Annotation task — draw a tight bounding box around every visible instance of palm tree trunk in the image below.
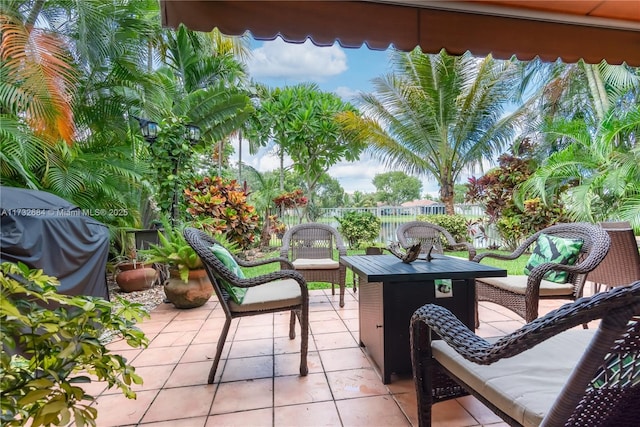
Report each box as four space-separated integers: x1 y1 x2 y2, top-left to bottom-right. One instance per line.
25 0 45 27
440 182 456 215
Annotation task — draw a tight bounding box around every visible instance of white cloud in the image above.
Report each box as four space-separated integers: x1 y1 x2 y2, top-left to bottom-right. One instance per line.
334 86 360 102
247 39 348 82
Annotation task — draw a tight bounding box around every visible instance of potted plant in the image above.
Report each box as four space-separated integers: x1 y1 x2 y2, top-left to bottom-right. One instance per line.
140 222 212 308
113 230 158 293
361 241 386 255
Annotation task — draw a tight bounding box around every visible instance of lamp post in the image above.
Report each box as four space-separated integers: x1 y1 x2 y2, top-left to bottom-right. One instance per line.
133 116 200 222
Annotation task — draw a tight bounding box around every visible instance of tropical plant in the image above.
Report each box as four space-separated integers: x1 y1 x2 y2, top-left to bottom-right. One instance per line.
517 101 640 232
184 176 260 249
246 83 366 217
0 262 148 427
242 167 282 247
466 142 567 247
339 49 527 214
139 220 203 283
335 211 382 248
0 0 156 229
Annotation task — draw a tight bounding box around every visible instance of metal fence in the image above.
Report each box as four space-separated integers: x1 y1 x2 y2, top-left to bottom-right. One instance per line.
275 204 503 249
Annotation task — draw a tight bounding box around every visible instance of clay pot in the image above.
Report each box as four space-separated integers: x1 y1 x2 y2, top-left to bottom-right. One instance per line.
365 247 384 255
115 263 157 292
164 269 213 309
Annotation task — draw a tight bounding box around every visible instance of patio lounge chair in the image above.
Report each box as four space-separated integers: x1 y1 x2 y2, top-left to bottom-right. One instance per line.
588 221 640 293
183 227 308 384
474 222 610 323
411 280 640 427
280 222 347 307
397 221 476 260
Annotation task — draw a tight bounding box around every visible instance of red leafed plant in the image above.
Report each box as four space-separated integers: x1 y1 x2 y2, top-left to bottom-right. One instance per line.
273 189 308 209
184 176 260 249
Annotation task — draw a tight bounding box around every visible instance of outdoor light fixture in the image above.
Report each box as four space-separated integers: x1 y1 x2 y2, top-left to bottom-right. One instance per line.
132 115 159 143
184 123 201 144
131 115 201 223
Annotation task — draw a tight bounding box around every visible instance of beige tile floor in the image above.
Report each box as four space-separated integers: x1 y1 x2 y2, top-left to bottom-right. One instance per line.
91 286 577 427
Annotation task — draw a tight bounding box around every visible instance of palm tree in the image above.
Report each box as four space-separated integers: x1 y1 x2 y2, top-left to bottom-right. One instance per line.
138 24 253 216
517 101 640 231
1 0 158 227
339 49 525 214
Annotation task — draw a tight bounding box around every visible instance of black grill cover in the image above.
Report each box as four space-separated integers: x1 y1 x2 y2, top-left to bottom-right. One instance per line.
1 187 109 299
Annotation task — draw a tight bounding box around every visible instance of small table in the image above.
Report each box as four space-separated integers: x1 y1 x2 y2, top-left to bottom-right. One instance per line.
340 254 507 383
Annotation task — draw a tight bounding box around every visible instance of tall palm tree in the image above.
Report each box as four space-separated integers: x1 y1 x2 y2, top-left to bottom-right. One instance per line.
339 49 525 214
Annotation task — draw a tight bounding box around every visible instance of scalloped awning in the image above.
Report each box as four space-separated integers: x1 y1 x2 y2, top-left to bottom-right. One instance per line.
160 1 640 66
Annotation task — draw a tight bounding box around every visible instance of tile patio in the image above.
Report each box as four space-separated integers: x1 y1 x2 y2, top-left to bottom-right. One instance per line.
93 285 584 427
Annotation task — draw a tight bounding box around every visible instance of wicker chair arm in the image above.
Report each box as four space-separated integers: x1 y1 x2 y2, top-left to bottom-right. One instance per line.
233 269 308 289
473 251 521 263
411 304 493 358
412 282 640 365
237 256 294 270
279 241 290 259
449 242 476 260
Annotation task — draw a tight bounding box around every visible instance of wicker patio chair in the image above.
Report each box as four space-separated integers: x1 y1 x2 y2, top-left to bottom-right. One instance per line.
588 221 640 293
183 227 308 384
397 221 476 260
474 222 610 323
280 222 348 307
411 281 640 427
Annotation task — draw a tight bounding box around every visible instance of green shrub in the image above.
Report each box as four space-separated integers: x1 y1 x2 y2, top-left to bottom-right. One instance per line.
335 211 381 248
496 198 567 250
416 214 469 243
0 262 149 427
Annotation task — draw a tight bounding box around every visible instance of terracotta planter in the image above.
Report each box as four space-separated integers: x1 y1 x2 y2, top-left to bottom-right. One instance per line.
115 263 157 292
165 269 213 309
365 247 384 255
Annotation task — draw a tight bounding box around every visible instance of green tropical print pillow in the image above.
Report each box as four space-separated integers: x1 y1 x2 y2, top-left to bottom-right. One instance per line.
210 244 247 304
523 233 584 283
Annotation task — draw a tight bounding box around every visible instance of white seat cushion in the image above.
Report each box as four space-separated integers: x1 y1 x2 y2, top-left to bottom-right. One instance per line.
293 258 339 270
478 275 574 296
229 279 301 312
432 329 595 427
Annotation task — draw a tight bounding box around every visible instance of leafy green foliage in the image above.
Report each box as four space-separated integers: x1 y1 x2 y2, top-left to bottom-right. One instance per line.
246 83 365 218
416 214 469 243
372 171 422 205
140 219 204 282
184 176 260 249
335 211 382 248
496 198 566 250
467 145 567 248
339 49 526 214
0 262 149 427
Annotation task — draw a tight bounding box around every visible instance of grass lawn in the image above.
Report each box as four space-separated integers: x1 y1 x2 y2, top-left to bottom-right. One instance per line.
243 248 527 291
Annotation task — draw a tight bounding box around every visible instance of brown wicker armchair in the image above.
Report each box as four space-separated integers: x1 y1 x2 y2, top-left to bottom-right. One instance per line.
280 222 347 307
411 281 640 427
474 222 611 323
183 227 308 384
396 221 476 260
588 221 640 293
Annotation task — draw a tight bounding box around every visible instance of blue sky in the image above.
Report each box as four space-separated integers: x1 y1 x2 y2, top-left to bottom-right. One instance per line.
238 38 441 195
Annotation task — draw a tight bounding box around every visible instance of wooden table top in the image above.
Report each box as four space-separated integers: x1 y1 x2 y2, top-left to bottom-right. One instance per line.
340 254 507 282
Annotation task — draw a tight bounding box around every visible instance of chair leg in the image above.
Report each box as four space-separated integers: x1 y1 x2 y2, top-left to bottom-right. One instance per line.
339 281 345 307
331 282 335 295
289 310 296 339
297 308 308 376
208 317 232 384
